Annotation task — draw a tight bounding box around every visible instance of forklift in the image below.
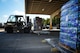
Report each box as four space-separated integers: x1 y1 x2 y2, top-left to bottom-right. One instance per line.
4 15 32 33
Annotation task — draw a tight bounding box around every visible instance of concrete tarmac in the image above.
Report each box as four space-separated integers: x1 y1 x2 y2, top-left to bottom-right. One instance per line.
0 31 60 53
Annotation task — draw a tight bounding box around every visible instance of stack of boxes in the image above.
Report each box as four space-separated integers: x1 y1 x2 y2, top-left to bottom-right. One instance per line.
34 17 42 31
60 0 80 49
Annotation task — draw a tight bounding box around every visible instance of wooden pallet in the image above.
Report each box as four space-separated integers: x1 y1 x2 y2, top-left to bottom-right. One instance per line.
59 42 80 53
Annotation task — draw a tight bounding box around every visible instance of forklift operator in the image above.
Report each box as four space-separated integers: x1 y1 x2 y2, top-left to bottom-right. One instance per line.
17 17 23 29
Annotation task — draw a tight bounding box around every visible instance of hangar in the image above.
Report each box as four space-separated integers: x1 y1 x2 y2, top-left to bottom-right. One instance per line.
24 0 80 53
25 0 68 29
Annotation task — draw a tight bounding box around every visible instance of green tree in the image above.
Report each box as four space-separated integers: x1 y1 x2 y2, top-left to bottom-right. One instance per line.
52 17 60 26
45 18 50 25
52 17 56 26
42 18 46 25
42 18 46 28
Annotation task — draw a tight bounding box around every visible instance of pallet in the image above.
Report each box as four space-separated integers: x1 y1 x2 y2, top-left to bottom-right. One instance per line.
59 42 80 53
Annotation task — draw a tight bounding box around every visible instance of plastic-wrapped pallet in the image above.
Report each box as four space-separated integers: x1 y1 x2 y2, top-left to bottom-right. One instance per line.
61 0 78 11
60 0 80 50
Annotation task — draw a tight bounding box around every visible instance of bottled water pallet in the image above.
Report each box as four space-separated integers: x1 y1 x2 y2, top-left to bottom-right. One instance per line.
59 42 80 53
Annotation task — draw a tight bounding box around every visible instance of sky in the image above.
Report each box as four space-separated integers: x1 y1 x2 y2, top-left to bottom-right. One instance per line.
0 0 50 23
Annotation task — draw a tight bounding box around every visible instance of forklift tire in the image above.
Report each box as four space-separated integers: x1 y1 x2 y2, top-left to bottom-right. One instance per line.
19 29 24 33
6 27 13 33
24 27 30 33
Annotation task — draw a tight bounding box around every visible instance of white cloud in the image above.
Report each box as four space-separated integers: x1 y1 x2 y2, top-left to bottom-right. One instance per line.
2 10 24 17
0 15 9 23
2 10 24 20
12 10 25 15
3 15 8 18
1 10 24 23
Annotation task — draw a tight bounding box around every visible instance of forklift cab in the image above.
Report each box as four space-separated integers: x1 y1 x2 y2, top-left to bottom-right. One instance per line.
7 15 26 27
4 15 31 33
